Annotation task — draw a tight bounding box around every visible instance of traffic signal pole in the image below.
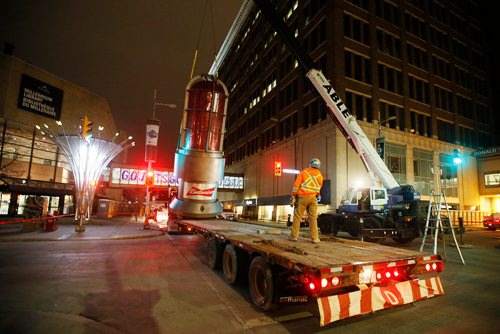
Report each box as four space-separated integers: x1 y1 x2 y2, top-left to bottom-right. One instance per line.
144 90 176 229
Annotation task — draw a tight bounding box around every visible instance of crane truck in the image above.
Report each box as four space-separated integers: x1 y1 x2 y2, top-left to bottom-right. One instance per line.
246 0 423 244
166 0 444 327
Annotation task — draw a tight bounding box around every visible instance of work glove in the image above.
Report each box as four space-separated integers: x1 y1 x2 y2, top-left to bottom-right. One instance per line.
316 195 321 203
290 196 297 208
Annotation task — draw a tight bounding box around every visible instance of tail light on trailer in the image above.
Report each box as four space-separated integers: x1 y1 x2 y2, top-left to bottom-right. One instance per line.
411 256 444 277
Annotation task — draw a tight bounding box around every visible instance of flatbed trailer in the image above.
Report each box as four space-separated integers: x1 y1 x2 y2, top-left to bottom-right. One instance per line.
171 218 444 326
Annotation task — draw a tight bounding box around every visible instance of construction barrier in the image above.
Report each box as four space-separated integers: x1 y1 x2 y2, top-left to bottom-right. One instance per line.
317 277 444 326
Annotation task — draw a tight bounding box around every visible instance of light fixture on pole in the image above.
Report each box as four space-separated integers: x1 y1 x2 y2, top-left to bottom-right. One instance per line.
375 116 396 161
377 116 396 137
144 89 176 229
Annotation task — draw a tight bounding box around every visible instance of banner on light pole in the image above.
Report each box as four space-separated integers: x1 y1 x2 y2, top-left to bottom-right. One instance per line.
145 119 160 162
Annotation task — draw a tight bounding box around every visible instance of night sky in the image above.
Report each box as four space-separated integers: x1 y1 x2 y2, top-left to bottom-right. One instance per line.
0 0 242 168
1 1 498 170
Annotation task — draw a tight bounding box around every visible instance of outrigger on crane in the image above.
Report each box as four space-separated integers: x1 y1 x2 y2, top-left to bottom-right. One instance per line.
210 0 423 243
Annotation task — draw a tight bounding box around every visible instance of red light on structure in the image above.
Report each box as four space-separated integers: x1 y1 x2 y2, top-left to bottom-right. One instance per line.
146 170 154 187
321 278 328 288
425 264 431 271
385 272 391 279
308 282 316 291
274 161 282 176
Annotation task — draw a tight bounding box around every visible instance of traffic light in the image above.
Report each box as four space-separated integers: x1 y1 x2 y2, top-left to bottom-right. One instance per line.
274 161 282 176
145 170 154 187
81 116 93 141
453 149 462 165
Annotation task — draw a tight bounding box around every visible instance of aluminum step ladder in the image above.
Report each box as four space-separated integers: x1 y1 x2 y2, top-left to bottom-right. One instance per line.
420 191 465 264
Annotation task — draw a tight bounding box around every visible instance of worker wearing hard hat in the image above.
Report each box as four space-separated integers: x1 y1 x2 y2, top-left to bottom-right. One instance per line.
290 158 324 244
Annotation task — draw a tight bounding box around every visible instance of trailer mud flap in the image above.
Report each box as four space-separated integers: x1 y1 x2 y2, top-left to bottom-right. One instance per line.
317 277 444 326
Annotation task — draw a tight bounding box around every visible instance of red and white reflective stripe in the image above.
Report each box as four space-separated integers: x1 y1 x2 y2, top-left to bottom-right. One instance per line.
317 277 444 327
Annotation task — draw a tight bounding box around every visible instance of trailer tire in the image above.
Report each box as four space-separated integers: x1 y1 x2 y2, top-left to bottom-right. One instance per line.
207 237 222 270
248 256 277 311
222 243 248 285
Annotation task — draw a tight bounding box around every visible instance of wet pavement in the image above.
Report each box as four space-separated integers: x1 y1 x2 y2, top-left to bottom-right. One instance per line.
0 215 165 242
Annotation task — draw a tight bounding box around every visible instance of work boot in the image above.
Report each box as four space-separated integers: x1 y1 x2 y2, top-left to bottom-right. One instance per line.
312 238 320 244
288 236 298 242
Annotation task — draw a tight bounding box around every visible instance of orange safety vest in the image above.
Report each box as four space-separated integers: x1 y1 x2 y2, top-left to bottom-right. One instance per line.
292 167 323 197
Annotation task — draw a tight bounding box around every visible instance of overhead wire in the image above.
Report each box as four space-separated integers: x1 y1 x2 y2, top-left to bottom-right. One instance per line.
190 0 218 79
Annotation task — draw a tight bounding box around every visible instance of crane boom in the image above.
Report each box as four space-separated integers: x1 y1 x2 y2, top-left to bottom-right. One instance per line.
306 69 400 189
219 0 400 190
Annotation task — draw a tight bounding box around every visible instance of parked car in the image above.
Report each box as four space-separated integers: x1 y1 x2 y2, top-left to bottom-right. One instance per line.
483 213 500 230
219 212 238 221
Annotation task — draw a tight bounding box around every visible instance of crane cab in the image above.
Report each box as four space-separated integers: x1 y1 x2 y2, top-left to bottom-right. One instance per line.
338 187 387 213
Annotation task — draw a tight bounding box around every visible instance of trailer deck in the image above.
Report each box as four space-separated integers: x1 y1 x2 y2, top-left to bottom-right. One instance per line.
177 218 424 268
174 218 444 326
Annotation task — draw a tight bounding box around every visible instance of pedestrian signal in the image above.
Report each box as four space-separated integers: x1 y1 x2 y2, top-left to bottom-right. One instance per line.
274 161 282 176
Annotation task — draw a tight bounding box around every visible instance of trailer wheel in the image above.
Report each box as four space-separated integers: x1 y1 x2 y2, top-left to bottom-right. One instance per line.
222 243 248 285
207 237 222 269
248 256 277 311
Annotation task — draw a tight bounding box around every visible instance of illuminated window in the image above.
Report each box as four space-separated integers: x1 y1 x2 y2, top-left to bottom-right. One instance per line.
485 172 500 187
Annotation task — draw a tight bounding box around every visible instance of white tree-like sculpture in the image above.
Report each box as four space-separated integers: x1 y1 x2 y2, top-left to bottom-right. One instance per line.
37 121 135 232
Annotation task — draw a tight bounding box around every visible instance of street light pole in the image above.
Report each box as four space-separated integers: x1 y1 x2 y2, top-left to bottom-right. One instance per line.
144 90 176 229
375 116 396 162
377 116 396 137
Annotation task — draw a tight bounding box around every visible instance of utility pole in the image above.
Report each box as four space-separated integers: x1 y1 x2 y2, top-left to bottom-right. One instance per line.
144 89 176 229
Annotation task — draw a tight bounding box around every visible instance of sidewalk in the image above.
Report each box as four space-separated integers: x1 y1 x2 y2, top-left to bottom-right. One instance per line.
0 216 165 242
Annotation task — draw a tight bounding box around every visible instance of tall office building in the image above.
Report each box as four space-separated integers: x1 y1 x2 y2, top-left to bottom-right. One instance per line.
212 0 498 222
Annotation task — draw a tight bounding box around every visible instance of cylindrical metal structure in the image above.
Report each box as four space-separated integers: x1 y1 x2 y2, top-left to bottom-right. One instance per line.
169 75 228 218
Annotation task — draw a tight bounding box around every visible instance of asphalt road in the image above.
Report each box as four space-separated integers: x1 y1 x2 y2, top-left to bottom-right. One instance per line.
0 223 498 333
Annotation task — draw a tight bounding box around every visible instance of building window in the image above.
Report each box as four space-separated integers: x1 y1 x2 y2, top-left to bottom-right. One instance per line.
436 119 455 144
385 142 406 184
345 51 372 84
435 86 453 112
410 111 432 138
459 126 475 148
380 102 404 131
484 172 500 187
456 95 473 119
432 56 451 81
344 14 370 46
302 98 327 129
305 19 326 53
407 43 428 70
345 91 373 122
376 29 400 58
430 27 449 52
454 66 471 90
439 154 458 198
405 13 426 40
376 0 401 26
413 149 433 196
378 63 402 94
408 75 430 104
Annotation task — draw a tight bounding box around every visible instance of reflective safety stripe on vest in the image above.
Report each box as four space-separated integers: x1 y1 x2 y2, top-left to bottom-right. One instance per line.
300 170 321 193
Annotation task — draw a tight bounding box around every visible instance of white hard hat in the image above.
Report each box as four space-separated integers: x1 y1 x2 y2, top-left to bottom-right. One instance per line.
310 158 321 169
